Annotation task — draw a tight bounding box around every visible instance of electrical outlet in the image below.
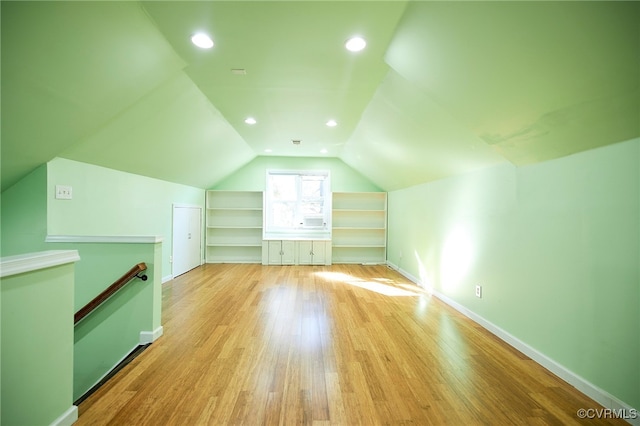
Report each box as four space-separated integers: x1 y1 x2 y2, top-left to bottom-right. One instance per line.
55 185 73 200
475 285 482 298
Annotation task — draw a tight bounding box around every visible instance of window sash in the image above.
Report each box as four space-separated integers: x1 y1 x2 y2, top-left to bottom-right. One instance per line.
265 171 330 233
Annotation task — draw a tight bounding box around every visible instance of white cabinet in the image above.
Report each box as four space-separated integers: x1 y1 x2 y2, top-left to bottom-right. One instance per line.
266 240 295 265
297 240 330 265
205 191 263 263
262 240 331 265
331 192 387 264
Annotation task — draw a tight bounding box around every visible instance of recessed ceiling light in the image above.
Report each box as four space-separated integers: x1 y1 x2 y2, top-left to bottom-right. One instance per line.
264 148 272 153
191 33 214 49
345 36 366 52
326 119 338 127
320 148 328 154
244 117 257 125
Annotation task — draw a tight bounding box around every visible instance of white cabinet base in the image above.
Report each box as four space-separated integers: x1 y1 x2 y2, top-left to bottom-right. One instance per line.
262 240 331 265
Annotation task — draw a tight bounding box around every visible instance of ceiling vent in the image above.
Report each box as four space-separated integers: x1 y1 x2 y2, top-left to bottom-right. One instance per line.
292 139 301 145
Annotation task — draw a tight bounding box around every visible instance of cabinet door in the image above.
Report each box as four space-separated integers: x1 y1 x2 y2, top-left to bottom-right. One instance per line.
297 241 313 265
311 241 327 265
281 240 296 265
268 241 283 265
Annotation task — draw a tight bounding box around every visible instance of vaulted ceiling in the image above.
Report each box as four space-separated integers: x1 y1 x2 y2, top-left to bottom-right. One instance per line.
2 1 638 192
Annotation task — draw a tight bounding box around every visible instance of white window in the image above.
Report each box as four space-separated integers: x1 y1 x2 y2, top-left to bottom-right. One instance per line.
265 170 331 235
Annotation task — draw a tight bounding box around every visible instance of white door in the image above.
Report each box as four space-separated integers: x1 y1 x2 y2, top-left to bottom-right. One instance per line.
173 205 202 277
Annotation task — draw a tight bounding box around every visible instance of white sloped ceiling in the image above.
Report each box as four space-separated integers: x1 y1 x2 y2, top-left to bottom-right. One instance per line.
2 1 638 192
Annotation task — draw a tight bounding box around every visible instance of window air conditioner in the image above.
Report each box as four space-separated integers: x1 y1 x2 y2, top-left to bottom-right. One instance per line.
303 216 325 228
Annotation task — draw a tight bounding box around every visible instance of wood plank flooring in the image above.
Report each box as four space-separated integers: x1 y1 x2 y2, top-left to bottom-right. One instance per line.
76 264 625 425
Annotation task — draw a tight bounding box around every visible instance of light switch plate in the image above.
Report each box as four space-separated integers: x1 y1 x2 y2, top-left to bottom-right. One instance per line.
55 185 73 200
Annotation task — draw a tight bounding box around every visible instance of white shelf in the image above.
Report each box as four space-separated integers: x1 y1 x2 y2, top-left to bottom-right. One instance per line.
332 191 386 211
207 243 263 247
206 245 262 263
333 227 385 230
333 224 385 245
206 190 262 209
332 209 385 229
331 192 387 264
331 246 386 264
206 207 262 228
205 191 264 263
207 225 262 229
208 208 262 211
332 244 386 247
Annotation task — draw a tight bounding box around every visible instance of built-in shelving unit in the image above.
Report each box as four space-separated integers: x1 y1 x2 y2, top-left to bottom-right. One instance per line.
206 190 386 265
331 192 387 264
205 191 263 263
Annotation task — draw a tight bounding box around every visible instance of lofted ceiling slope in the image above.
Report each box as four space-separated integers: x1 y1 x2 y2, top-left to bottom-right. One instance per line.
1 1 638 193
384 1 640 167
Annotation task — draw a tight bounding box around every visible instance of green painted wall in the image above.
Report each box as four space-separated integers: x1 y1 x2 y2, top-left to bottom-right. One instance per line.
212 155 383 192
387 138 640 409
1 263 75 425
47 158 205 279
1 158 191 400
0 164 48 256
55 242 159 400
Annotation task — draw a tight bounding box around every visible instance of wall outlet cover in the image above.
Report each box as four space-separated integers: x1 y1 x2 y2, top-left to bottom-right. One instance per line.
475 285 482 298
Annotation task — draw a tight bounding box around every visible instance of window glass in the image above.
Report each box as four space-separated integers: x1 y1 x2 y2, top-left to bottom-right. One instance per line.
265 170 330 234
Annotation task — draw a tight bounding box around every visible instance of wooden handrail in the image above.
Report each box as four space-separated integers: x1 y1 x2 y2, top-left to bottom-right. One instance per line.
74 262 148 325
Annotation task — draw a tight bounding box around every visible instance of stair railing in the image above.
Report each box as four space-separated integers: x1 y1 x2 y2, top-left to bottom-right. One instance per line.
74 262 148 325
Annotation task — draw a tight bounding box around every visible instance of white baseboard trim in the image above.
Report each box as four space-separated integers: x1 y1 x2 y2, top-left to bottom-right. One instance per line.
387 261 639 426
140 326 164 344
49 405 77 426
386 261 421 286
162 274 173 283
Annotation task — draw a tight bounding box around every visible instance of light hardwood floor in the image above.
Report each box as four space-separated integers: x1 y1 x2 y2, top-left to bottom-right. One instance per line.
77 264 624 425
